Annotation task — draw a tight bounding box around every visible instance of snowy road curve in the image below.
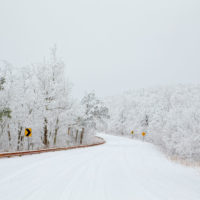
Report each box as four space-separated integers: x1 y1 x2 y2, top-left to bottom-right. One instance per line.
0 134 200 200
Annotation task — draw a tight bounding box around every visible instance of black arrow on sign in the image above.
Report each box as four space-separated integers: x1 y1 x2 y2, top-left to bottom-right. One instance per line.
26 129 31 136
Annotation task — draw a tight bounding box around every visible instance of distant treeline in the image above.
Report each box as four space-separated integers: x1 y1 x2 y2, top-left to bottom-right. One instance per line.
106 85 200 162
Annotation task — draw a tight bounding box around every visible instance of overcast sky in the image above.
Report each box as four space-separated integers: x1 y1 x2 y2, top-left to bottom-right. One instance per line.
0 0 200 98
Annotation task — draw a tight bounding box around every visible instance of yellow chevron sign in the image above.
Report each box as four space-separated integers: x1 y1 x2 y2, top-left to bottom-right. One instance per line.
25 128 32 137
131 130 134 134
142 132 146 136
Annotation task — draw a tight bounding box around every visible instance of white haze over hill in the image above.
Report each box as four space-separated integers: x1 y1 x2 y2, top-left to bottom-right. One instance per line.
0 0 200 98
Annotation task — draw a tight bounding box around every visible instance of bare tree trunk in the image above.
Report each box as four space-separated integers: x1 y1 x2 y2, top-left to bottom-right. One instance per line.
80 128 84 145
20 135 24 150
75 129 78 143
53 118 59 146
68 127 71 135
43 117 48 147
7 124 11 149
17 125 23 151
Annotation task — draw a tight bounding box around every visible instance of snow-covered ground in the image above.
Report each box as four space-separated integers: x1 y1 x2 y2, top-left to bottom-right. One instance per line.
0 133 200 200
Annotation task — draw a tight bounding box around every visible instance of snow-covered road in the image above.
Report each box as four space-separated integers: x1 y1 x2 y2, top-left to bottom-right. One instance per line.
0 134 200 200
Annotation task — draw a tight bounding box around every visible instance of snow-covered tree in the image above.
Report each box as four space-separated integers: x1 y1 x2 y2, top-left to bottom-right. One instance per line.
81 92 109 130
0 47 97 152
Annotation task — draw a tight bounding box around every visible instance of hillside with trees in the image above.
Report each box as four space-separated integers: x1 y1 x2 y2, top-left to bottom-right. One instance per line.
105 86 200 162
0 48 109 152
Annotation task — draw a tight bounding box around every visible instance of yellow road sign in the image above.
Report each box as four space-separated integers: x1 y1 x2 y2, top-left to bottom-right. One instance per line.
131 130 134 134
25 128 32 137
142 132 146 136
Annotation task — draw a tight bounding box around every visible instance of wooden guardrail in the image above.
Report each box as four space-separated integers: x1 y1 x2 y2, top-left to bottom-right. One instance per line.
0 136 105 159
